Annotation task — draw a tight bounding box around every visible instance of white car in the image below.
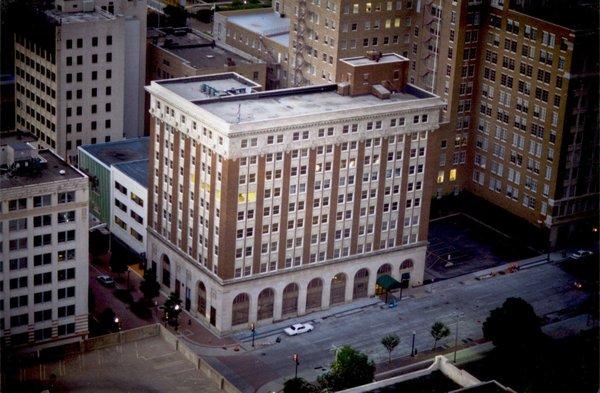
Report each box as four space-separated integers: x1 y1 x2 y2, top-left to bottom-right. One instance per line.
96 275 116 287
284 323 314 336
570 250 593 260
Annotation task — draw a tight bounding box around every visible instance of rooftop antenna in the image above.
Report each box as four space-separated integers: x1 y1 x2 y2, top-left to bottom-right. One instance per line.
236 103 241 123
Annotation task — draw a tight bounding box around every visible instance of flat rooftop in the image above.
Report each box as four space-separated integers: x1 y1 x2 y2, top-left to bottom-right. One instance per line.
227 11 290 36
79 137 150 168
170 46 251 69
113 159 149 188
0 150 84 190
198 84 436 124
267 32 290 48
148 27 213 47
45 8 115 24
0 131 38 147
7 335 221 393
342 53 408 66
155 73 260 102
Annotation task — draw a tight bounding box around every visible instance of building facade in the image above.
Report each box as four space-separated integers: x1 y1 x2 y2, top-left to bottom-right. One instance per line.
111 160 149 255
216 0 599 245
213 9 292 89
13 0 146 164
0 137 89 349
145 63 444 332
78 137 149 226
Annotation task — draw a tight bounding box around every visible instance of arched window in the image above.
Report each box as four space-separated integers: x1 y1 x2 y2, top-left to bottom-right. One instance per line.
231 293 250 326
197 281 207 317
306 278 323 311
282 283 299 317
330 273 347 306
257 288 275 320
377 263 392 277
353 268 369 299
161 254 171 287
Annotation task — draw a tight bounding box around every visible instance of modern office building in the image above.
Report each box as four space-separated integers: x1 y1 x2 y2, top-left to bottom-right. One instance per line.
78 137 149 226
111 159 149 256
0 134 89 349
145 59 444 332
13 0 146 164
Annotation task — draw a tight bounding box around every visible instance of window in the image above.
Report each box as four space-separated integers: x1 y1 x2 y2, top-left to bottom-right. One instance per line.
106 35 113 45
58 191 75 203
9 198 27 211
57 230 76 243
58 286 76 299
58 268 76 281
57 211 75 223
33 272 51 285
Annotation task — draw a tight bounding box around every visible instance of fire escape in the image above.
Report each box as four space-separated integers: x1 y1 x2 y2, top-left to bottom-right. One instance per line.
421 0 442 92
293 0 308 86
259 35 281 90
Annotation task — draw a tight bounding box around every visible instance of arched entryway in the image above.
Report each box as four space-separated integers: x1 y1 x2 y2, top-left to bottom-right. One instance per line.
330 273 347 306
282 283 299 317
197 281 207 317
257 288 275 320
400 259 414 287
306 278 323 311
161 254 171 287
377 263 392 278
353 268 369 299
231 293 250 326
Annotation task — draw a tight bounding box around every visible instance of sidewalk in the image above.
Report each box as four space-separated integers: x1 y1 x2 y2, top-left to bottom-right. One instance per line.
256 312 597 393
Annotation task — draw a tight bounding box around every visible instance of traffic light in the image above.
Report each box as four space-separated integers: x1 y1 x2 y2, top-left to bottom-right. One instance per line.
292 353 299 364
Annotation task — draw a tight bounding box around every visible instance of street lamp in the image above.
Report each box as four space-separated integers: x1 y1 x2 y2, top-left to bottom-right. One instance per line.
292 353 300 379
411 331 416 357
250 323 256 348
453 311 463 363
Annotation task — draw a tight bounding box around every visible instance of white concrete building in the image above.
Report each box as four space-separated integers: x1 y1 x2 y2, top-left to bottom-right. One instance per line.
0 134 89 349
145 60 444 333
111 159 148 255
13 0 146 164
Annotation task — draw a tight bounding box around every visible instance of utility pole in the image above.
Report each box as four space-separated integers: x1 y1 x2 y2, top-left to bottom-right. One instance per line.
453 311 460 363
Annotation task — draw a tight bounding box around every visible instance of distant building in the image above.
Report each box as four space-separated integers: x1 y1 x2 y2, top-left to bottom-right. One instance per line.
213 9 291 89
145 61 444 332
78 137 149 227
13 0 147 163
146 27 266 87
0 133 89 349
342 355 516 393
111 159 149 255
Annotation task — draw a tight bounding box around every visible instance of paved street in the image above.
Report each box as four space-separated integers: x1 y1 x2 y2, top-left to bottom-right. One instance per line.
87 254 592 393
224 258 589 391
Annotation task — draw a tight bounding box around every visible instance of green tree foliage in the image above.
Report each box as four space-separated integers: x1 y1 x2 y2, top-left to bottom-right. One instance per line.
380 334 400 363
163 292 182 327
318 346 375 391
163 5 187 27
139 269 161 303
430 321 451 350
483 297 543 352
98 307 119 334
283 377 317 393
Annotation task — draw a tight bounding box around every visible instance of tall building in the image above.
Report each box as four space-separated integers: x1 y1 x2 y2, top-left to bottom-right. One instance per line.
215 0 599 245
0 133 89 349
13 0 146 164
145 58 444 332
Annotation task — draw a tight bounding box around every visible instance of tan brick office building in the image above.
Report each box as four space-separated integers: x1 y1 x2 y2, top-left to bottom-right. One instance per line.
145 59 444 332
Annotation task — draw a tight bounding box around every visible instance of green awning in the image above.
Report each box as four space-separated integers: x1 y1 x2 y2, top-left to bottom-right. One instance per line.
376 274 402 291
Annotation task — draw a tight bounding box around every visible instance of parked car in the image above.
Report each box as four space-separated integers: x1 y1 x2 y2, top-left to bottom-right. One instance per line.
284 323 314 336
97 275 116 287
570 250 594 260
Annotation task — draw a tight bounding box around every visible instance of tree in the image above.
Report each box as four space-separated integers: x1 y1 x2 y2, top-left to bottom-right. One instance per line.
318 346 375 391
283 377 317 393
163 292 182 328
109 252 128 279
430 321 451 350
163 5 187 27
139 269 160 304
381 334 400 363
483 297 543 353
98 307 119 334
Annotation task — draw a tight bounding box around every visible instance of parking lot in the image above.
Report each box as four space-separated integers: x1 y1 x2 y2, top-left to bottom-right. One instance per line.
425 214 539 280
